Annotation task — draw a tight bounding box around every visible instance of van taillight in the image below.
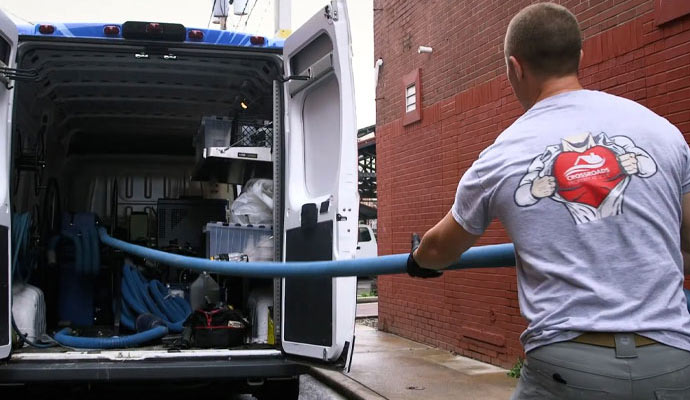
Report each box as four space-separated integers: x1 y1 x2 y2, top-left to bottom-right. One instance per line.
146 23 162 33
250 36 265 45
104 25 120 36
188 30 204 40
39 25 55 35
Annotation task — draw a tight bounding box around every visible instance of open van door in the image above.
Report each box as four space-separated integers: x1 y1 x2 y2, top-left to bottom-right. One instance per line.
0 10 19 360
281 0 358 364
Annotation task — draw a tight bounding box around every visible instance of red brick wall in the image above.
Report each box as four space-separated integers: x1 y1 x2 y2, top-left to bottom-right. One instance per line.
374 0 690 368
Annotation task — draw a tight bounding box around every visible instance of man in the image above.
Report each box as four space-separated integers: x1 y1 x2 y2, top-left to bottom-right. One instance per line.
407 3 690 399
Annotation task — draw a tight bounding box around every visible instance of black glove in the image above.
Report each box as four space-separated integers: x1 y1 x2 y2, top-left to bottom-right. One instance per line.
407 233 443 279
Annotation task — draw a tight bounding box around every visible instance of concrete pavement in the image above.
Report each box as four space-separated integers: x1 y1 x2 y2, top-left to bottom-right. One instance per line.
344 323 518 400
356 302 378 318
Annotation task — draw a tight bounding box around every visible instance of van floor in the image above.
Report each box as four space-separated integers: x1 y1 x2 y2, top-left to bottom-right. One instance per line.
14 332 276 354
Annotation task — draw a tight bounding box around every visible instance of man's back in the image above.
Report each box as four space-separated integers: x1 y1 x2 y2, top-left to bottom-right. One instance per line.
410 4 690 398
456 89 690 352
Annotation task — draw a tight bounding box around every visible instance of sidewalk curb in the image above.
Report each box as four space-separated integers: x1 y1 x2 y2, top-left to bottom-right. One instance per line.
356 296 378 304
309 367 388 400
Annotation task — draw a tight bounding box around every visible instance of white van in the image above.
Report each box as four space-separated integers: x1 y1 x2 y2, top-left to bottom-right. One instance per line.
0 1 358 397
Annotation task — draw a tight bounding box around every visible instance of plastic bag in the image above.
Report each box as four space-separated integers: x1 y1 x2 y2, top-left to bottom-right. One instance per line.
230 179 273 225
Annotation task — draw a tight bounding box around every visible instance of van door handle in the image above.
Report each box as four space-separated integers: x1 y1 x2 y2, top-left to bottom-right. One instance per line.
356 246 361 250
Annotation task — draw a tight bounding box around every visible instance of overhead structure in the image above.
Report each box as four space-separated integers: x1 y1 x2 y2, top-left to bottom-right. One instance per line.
358 125 376 202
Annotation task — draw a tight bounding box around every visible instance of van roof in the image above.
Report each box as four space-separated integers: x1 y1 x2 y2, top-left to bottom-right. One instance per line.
17 22 284 49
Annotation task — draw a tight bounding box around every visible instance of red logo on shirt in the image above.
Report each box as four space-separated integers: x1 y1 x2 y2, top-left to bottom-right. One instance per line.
515 133 657 224
553 146 626 208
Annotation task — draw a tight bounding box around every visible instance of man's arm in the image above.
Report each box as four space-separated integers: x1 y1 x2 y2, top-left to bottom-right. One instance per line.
413 212 480 270
681 193 690 276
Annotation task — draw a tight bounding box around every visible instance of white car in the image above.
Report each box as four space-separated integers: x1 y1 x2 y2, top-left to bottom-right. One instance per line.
356 225 378 259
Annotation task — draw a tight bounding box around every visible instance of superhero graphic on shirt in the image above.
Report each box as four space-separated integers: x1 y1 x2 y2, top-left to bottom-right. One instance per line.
514 132 657 224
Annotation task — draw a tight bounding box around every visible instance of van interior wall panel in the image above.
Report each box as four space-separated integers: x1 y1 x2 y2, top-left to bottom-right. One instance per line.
62 156 199 223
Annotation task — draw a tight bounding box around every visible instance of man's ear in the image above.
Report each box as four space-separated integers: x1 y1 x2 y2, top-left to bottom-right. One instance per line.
508 55 523 81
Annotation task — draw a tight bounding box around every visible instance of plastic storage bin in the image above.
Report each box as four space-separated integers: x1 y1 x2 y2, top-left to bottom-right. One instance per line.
197 116 232 148
12 283 46 343
194 116 233 163
205 222 273 261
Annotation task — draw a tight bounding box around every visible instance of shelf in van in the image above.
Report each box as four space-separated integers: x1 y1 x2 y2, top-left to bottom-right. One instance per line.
203 146 272 162
192 146 273 183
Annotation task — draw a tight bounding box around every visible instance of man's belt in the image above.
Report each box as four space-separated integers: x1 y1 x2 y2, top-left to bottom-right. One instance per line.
572 332 657 348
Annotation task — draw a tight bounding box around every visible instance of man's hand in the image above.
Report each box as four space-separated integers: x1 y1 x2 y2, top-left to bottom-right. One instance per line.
531 176 556 198
618 153 639 175
407 233 443 279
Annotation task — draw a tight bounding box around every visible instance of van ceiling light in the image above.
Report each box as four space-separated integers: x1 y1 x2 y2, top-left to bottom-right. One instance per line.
188 30 204 41
240 101 249 110
38 25 56 35
250 36 266 46
103 25 120 36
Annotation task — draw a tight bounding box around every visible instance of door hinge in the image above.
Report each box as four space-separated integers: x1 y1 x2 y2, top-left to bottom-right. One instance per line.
325 1 339 21
0 67 39 89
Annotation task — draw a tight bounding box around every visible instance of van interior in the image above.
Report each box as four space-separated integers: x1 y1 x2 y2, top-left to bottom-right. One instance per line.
8 38 286 356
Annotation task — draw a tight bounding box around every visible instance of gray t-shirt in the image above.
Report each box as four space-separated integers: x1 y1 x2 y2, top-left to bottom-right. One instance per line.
452 89 690 353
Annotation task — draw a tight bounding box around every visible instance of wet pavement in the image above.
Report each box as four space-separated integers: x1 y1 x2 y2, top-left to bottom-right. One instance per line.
346 323 518 400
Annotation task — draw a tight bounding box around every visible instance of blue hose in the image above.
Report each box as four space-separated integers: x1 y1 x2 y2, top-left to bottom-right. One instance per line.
98 227 516 278
150 280 190 322
120 298 137 330
120 263 188 333
54 325 168 349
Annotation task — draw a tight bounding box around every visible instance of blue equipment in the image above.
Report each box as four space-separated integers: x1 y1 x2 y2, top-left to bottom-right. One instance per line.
119 263 191 333
52 263 191 349
52 213 101 326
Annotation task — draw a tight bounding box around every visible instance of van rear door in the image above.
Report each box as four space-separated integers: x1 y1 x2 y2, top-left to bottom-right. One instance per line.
281 0 358 364
0 10 18 360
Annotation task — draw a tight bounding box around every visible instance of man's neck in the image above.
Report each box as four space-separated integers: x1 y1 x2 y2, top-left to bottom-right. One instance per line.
531 75 583 108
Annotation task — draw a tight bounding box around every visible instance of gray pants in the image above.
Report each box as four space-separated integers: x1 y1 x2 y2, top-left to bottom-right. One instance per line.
511 336 690 399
